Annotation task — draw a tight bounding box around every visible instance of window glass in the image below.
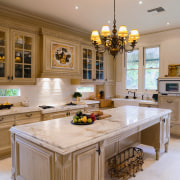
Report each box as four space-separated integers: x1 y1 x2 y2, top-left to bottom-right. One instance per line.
144 47 159 90
0 89 20 96
126 50 139 89
76 87 94 93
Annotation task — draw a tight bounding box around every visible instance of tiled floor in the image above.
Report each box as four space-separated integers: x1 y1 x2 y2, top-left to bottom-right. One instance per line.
0 137 180 180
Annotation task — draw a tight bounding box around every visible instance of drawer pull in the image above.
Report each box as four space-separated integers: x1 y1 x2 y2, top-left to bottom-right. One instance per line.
162 119 166 123
0 117 4 121
167 100 173 103
26 114 32 117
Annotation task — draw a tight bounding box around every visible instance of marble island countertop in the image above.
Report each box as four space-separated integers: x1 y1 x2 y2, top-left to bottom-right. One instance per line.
10 106 171 155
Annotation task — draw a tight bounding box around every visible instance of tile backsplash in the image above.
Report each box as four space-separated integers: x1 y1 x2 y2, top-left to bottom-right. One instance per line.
0 78 96 106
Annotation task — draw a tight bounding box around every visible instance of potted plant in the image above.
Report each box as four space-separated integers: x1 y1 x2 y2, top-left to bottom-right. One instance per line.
72 92 82 101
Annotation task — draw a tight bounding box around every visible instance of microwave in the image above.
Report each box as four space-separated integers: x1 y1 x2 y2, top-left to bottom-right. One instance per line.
158 78 180 95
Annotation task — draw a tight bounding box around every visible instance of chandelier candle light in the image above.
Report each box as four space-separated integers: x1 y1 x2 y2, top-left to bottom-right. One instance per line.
91 0 140 58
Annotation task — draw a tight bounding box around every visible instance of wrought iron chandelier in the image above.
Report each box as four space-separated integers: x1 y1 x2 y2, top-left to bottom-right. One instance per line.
91 0 140 58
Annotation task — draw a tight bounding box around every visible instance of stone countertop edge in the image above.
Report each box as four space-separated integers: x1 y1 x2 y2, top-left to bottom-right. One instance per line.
0 104 89 116
10 106 172 155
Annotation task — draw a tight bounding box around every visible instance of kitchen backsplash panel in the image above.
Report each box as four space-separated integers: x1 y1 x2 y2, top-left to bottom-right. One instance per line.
0 78 96 106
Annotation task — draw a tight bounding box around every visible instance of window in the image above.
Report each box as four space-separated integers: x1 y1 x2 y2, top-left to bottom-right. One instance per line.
126 50 139 89
144 47 159 90
0 89 20 96
96 53 104 80
76 87 94 93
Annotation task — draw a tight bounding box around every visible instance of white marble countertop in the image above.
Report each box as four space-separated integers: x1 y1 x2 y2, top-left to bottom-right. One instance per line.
112 98 158 104
10 106 171 155
40 104 88 114
0 104 88 116
75 100 100 104
0 106 41 116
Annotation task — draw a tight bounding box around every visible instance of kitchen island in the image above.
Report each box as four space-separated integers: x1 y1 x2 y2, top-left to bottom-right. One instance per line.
10 106 171 180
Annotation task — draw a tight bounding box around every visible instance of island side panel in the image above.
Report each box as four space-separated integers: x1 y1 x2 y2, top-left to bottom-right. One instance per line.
14 135 55 180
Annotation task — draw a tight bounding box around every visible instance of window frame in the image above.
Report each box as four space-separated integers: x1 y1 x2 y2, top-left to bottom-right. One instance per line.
143 46 160 91
125 49 139 90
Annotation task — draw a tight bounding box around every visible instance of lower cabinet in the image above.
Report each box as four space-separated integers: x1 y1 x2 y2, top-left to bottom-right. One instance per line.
0 115 15 158
42 108 84 121
73 144 99 180
0 111 41 159
0 122 14 157
15 111 41 125
14 136 54 180
12 135 99 180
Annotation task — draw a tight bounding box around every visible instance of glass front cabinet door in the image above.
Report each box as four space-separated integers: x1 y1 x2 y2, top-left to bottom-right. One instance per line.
11 30 35 84
81 46 104 82
0 27 9 82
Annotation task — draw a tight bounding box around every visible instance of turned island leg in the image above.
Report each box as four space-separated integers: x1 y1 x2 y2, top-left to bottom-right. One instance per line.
165 142 169 153
155 148 160 160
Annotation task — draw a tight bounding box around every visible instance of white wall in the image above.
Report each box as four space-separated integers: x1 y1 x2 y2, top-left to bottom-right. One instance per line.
0 78 96 106
116 28 180 98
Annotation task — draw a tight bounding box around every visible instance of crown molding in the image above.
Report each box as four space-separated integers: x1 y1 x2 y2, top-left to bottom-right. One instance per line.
0 3 91 38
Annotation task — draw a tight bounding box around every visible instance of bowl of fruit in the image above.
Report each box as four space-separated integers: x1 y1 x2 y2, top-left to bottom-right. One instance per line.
71 110 96 125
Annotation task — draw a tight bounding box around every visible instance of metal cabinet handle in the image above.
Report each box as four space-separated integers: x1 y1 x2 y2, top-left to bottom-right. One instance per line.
11 76 13 80
26 114 32 117
167 100 173 103
162 119 166 123
8 76 10 80
0 117 4 121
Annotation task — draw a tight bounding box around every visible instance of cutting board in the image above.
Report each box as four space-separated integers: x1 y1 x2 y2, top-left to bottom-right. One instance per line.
98 114 112 120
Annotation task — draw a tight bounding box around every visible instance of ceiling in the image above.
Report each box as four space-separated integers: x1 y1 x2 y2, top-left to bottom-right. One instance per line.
1 0 180 35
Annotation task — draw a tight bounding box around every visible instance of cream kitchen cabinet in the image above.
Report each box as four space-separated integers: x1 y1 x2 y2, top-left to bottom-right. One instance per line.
73 143 99 180
0 114 15 158
15 111 41 125
158 95 180 135
81 45 105 83
0 27 36 84
0 26 10 83
42 108 84 121
0 111 41 158
40 28 81 79
158 96 180 122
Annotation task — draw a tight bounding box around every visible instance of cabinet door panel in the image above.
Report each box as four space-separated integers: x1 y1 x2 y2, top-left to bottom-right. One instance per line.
73 144 98 180
0 123 13 156
15 137 54 180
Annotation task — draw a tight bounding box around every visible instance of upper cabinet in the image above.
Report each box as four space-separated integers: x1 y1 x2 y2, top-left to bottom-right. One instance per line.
40 28 81 79
0 27 36 85
81 45 104 83
0 27 9 83
11 30 36 84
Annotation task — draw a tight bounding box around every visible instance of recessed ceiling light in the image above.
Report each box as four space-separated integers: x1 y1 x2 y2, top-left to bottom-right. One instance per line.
75 6 79 10
108 20 111 24
139 1 143 5
166 22 170 26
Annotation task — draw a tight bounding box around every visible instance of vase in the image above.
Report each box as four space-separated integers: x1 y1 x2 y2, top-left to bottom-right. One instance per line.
76 97 80 101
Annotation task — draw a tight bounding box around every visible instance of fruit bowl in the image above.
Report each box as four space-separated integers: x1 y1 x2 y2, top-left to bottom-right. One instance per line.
0 104 13 110
71 120 94 125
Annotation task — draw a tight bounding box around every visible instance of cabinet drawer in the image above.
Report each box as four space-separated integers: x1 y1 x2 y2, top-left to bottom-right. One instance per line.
0 115 14 124
43 111 66 121
15 111 41 121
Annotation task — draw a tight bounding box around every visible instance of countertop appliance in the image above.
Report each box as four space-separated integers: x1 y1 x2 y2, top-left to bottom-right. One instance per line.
158 77 180 95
